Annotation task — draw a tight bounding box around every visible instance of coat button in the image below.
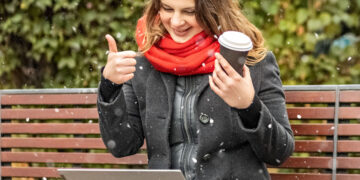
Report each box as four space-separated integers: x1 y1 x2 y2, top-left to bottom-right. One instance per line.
199 113 210 124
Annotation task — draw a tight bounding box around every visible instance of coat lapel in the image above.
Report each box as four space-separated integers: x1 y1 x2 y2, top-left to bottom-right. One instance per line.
145 70 176 168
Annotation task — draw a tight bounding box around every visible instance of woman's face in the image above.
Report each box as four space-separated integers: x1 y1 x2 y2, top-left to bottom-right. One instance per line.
159 0 203 43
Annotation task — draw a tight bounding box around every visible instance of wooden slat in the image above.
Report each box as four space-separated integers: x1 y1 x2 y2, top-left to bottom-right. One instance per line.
285 91 336 103
338 124 360 135
1 94 97 105
340 91 360 103
1 123 100 134
1 108 98 119
338 141 360 152
339 107 360 119
270 173 332 180
270 173 360 180
1 138 106 149
1 152 148 165
287 107 334 119
292 124 334 135
1 138 147 150
295 140 333 152
292 124 360 136
279 157 332 169
337 157 360 169
295 140 360 153
1 167 60 178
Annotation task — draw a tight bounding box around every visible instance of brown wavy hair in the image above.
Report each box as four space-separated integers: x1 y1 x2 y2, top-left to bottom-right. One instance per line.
140 0 267 65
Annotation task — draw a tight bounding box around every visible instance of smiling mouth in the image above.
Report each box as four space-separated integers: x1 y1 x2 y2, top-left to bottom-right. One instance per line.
173 27 191 36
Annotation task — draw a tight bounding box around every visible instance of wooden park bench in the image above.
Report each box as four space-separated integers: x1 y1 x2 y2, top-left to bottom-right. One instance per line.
1 85 360 180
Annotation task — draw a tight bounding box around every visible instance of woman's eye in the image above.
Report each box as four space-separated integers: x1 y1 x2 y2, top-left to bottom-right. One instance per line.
184 11 195 15
162 6 173 11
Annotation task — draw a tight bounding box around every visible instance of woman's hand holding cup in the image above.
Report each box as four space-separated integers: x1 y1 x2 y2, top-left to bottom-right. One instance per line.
103 34 137 85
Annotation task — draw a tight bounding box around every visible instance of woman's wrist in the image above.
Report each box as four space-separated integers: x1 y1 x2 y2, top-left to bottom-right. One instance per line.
237 95 262 129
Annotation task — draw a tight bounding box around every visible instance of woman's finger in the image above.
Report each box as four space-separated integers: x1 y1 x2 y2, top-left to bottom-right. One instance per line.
105 34 118 53
209 76 223 97
215 53 240 78
212 69 226 90
116 66 136 74
214 59 229 83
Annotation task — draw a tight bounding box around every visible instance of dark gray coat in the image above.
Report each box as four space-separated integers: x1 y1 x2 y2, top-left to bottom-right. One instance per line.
97 52 294 180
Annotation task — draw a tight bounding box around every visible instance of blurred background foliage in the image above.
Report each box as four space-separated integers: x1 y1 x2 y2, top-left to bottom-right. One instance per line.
0 0 359 89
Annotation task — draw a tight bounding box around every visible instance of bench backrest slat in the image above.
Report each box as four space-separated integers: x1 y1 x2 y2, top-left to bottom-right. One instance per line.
1 94 97 105
2 152 148 165
1 108 98 119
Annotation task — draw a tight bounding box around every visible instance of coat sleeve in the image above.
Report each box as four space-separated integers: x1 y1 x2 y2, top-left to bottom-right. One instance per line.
97 75 144 158
237 51 294 166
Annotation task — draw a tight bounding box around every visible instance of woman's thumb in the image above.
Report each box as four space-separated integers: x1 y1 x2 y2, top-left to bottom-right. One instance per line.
105 34 118 53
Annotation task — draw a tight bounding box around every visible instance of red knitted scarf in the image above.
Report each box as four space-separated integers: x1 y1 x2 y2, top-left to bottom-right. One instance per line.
135 17 220 76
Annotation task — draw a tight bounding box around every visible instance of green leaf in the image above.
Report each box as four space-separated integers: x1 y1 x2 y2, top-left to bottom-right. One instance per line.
296 8 308 24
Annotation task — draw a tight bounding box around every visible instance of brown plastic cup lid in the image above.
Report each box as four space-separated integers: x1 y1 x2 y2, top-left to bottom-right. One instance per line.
218 31 253 51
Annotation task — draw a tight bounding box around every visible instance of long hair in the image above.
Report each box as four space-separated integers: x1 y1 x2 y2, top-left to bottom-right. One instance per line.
140 0 267 65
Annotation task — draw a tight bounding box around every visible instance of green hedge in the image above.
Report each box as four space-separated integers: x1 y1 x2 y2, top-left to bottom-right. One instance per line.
1 0 359 88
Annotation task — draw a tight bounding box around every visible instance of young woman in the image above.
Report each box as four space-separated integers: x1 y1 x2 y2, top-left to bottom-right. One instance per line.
98 0 294 179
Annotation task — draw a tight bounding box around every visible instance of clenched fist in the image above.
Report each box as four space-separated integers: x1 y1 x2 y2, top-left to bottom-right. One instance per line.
103 34 137 85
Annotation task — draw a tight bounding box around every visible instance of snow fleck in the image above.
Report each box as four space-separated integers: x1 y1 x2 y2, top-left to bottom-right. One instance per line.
105 50 109 55
116 32 122 39
203 154 211 160
219 149 225 153
315 130 319 134
219 142 224 147
207 49 215 57
336 67 340 71
297 114 302 119
202 63 206 67
126 123 131 128
192 158 198 163
214 35 218 39
330 126 335 130
267 124 272 129
207 98 210 102
26 117 30 122
314 33 319 39
258 169 263 174
196 129 200 134
107 140 116 149
72 26 77 33
317 149 322 153
347 57 352 61
275 159 281 163
42 177 47 180
139 66 143 70
287 41 291 45
174 68 177 71
88 120 93 123
54 108 60 113
217 25 222 30
209 118 214 125
114 108 123 116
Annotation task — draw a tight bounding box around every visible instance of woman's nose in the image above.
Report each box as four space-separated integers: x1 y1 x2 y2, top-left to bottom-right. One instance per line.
170 13 185 27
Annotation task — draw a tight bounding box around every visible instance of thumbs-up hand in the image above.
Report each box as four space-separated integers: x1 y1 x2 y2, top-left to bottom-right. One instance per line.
103 34 137 85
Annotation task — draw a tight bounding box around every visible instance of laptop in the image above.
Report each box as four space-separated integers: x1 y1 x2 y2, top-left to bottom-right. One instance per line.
57 168 186 180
